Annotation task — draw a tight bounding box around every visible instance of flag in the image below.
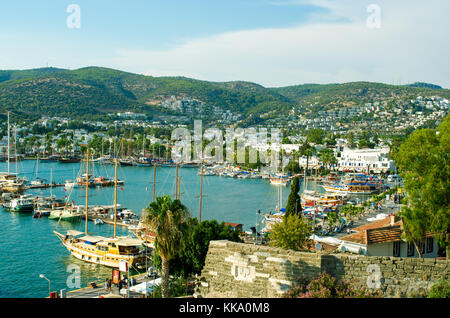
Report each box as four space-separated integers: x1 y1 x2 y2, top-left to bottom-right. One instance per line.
120 187 124 191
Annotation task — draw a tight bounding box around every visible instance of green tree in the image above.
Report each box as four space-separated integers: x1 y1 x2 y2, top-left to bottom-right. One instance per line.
142 196 189 297
393 115 450 257
307 129 324 144
285 177 302 217
269 214 312 251
153 219 243 278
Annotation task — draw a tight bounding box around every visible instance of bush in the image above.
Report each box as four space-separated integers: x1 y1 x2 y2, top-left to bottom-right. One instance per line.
428 279 450 298
284 272 380 298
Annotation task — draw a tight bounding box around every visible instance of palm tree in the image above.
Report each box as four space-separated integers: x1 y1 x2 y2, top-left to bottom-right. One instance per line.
142 195 189 297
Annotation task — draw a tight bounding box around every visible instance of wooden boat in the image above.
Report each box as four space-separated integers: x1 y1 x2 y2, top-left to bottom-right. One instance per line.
59 157 81 163
54 155 146 269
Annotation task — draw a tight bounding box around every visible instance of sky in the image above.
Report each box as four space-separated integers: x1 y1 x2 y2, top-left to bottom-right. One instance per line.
0 0 449 88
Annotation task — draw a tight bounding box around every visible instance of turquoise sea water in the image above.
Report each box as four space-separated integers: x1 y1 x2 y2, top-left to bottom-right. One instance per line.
0 160 314 298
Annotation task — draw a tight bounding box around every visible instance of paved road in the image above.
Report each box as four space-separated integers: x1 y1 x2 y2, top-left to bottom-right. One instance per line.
67 273 150 298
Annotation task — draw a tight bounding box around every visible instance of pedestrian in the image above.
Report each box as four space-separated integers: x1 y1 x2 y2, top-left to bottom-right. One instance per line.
118 279 123 293
105 278 109 291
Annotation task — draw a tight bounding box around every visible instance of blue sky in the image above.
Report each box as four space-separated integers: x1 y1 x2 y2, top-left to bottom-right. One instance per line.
1 0 449 87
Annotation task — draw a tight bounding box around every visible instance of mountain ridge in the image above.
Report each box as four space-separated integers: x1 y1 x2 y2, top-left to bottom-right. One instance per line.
0 67 448 122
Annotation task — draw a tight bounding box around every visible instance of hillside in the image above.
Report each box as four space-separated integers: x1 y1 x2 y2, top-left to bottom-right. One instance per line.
0 67 449 122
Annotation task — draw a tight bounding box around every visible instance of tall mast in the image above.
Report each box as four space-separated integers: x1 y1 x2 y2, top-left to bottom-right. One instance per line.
142 134 145 159
177 177 181 200
152 164 156 202
85 148 89 235
175 163 179 200
14 126 18 175
114 158 118 238
199 164 203 222
7 112 10 174
314 160 318 195
50 168 53 197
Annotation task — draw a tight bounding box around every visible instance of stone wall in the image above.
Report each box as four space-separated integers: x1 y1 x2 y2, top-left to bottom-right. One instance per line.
196 240 449 298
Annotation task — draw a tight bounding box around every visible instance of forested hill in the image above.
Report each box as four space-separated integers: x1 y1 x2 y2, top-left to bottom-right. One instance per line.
0 66 448 122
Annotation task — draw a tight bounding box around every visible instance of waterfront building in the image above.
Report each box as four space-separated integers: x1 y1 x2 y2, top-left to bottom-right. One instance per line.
337 147 395 173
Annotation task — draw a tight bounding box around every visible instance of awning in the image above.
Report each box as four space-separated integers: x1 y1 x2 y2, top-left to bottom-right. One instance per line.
79 236 106 244
116 238 144 246
129 278 162 294
67 230 84 237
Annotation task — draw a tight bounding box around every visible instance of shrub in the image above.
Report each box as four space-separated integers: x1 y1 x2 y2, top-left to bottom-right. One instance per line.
428 279 450 298
284 272 380 298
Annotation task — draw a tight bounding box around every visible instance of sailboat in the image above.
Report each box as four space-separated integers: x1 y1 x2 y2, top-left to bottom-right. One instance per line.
0 113 25 193
54 153 146 268
136 135 153 167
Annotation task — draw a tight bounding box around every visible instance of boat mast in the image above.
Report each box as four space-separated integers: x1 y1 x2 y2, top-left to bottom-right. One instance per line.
114 158 118 238
152 164 156 202
175 163 179 200
50 168 53 197
178 177 181 200
85 148 89 235
7 111 10 174
199 164 203 222
14 126 18 175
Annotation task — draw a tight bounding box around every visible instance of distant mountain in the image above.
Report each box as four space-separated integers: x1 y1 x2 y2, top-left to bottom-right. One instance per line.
406 82 443 90
0 67 449 122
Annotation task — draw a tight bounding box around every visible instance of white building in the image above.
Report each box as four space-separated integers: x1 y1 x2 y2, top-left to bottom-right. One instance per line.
337 147 395 172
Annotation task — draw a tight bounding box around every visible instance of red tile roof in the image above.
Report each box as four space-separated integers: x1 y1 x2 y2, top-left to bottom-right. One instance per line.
340 215 403 245
366 225 403 244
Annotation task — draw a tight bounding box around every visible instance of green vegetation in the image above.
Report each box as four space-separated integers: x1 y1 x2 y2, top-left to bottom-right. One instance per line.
284 272 381 298
269 214 312 251
428 279 450 298
393 115 449 257
142 196 189 298
284 177 302 217
152 219 242 278
1 67 449 123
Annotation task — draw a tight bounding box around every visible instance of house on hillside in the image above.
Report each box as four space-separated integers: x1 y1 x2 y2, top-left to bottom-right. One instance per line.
339 215 439 258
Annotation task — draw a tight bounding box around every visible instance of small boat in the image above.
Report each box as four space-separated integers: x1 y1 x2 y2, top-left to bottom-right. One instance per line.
59 157 81 163
94 218 104 225
119 159 134 166
269 177 289 186
48 205 83 222
7 195 35 213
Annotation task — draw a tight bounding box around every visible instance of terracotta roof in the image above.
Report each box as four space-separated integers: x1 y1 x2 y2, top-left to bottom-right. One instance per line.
366 225 403 244
340 216 403 245
224 222 243 228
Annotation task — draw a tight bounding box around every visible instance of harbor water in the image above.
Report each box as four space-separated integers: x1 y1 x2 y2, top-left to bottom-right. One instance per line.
0 160 317 298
